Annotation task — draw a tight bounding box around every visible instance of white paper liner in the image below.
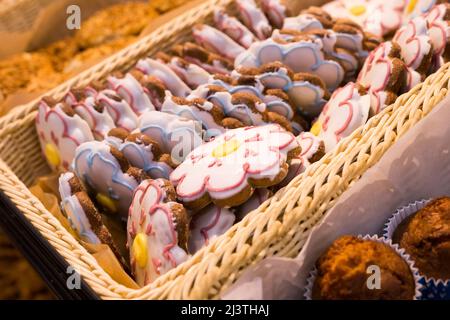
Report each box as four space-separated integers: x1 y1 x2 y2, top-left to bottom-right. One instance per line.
383 199 450 299
304 235 423 300
383 199 431 239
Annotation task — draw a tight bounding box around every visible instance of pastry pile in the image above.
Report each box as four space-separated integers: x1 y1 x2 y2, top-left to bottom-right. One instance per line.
34 0 450 286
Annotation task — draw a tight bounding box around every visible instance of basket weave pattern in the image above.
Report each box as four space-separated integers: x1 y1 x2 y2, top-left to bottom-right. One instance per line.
0 0 449 299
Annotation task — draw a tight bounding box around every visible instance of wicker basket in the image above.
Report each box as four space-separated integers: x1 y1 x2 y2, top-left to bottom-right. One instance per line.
0 0 449 299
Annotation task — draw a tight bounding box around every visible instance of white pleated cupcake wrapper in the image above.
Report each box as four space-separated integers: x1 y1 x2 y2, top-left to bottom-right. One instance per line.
304 234 423 300
383 199 450 300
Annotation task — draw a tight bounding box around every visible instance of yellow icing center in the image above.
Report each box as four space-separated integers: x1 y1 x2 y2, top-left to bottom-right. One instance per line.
349 5 366 16
212 139 241 158
45 143 61 167
132 233 148 268
96 193 118 213
406 0 418 14
310 121 322 136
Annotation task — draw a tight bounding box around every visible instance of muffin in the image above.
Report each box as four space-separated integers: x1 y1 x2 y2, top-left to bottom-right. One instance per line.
312 235 416 300
392 197 450 280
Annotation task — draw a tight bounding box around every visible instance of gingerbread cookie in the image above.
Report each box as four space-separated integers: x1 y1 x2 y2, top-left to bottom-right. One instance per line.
129 68 167 110
72 140 146 219
235 36 345 91
213 9 257 48
36 98 94 171
283 12 327 32
281 132 325 186
135 58 191 98
263 89 296 121
193 24 245 60
59 172 127 267
156 52 211 89
403 0 444 20
107 72 155 115
312 82 371 152
128 178 189 286
107 129 175 180
170 124 300 209
425 3 450 66
322 0 405 37
393 16 434 75
96 89 139 132
300 6 335 29
188 204 235 254
138 110 204 164
357 41 407 114
73 96 116 140
170 42 233 75
236 0 272 40
261 0 288 29
160 92 227 136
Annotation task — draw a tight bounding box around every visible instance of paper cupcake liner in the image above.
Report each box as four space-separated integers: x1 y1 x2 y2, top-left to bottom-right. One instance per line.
384 199 450 300
304 235 423 300
383 199 431 239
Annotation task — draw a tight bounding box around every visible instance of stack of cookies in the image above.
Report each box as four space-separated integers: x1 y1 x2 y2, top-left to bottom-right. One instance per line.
33 0 450 287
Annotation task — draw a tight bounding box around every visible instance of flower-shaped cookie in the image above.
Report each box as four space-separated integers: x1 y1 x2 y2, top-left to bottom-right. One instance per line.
72 140 141 219
281 132 325 187
393 16 434 73
96 89 138 132
107 73 155 115
236 0 272 40
128 179 189 286
425 3 450 61
73 96 115 140
213 9 257 48
170 124 300 209
234 37 344 91
136 58 191 98
403 0 439 20
312 82 371 152
36 100 94 171
189 204 236 254
138 110 203 164
261 0 287 29
357 42 406 114
322 0 405 37
193 24 245 60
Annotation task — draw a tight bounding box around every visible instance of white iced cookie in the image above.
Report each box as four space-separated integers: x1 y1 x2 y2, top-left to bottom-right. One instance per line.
283 14 325 32
192 24 245 60
73 96 115 140
357 42 406 114
312 82 371 152
107 129 175 180
322 0 405 37
188 204 235 254
36 99 94 171
72 140 142 219
107 73 155 115
235 37 344 91
425 3 450 62
281 132 325 186
157 53 211 89
96 89 139 132
170 124 300 209
136 58 191 98
128 179 189 286
393 16 433 73
138 110 203 164
160 91 226 135
261 0 287 29
403 0 439 20
213 9 257 48
236 0 272 39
